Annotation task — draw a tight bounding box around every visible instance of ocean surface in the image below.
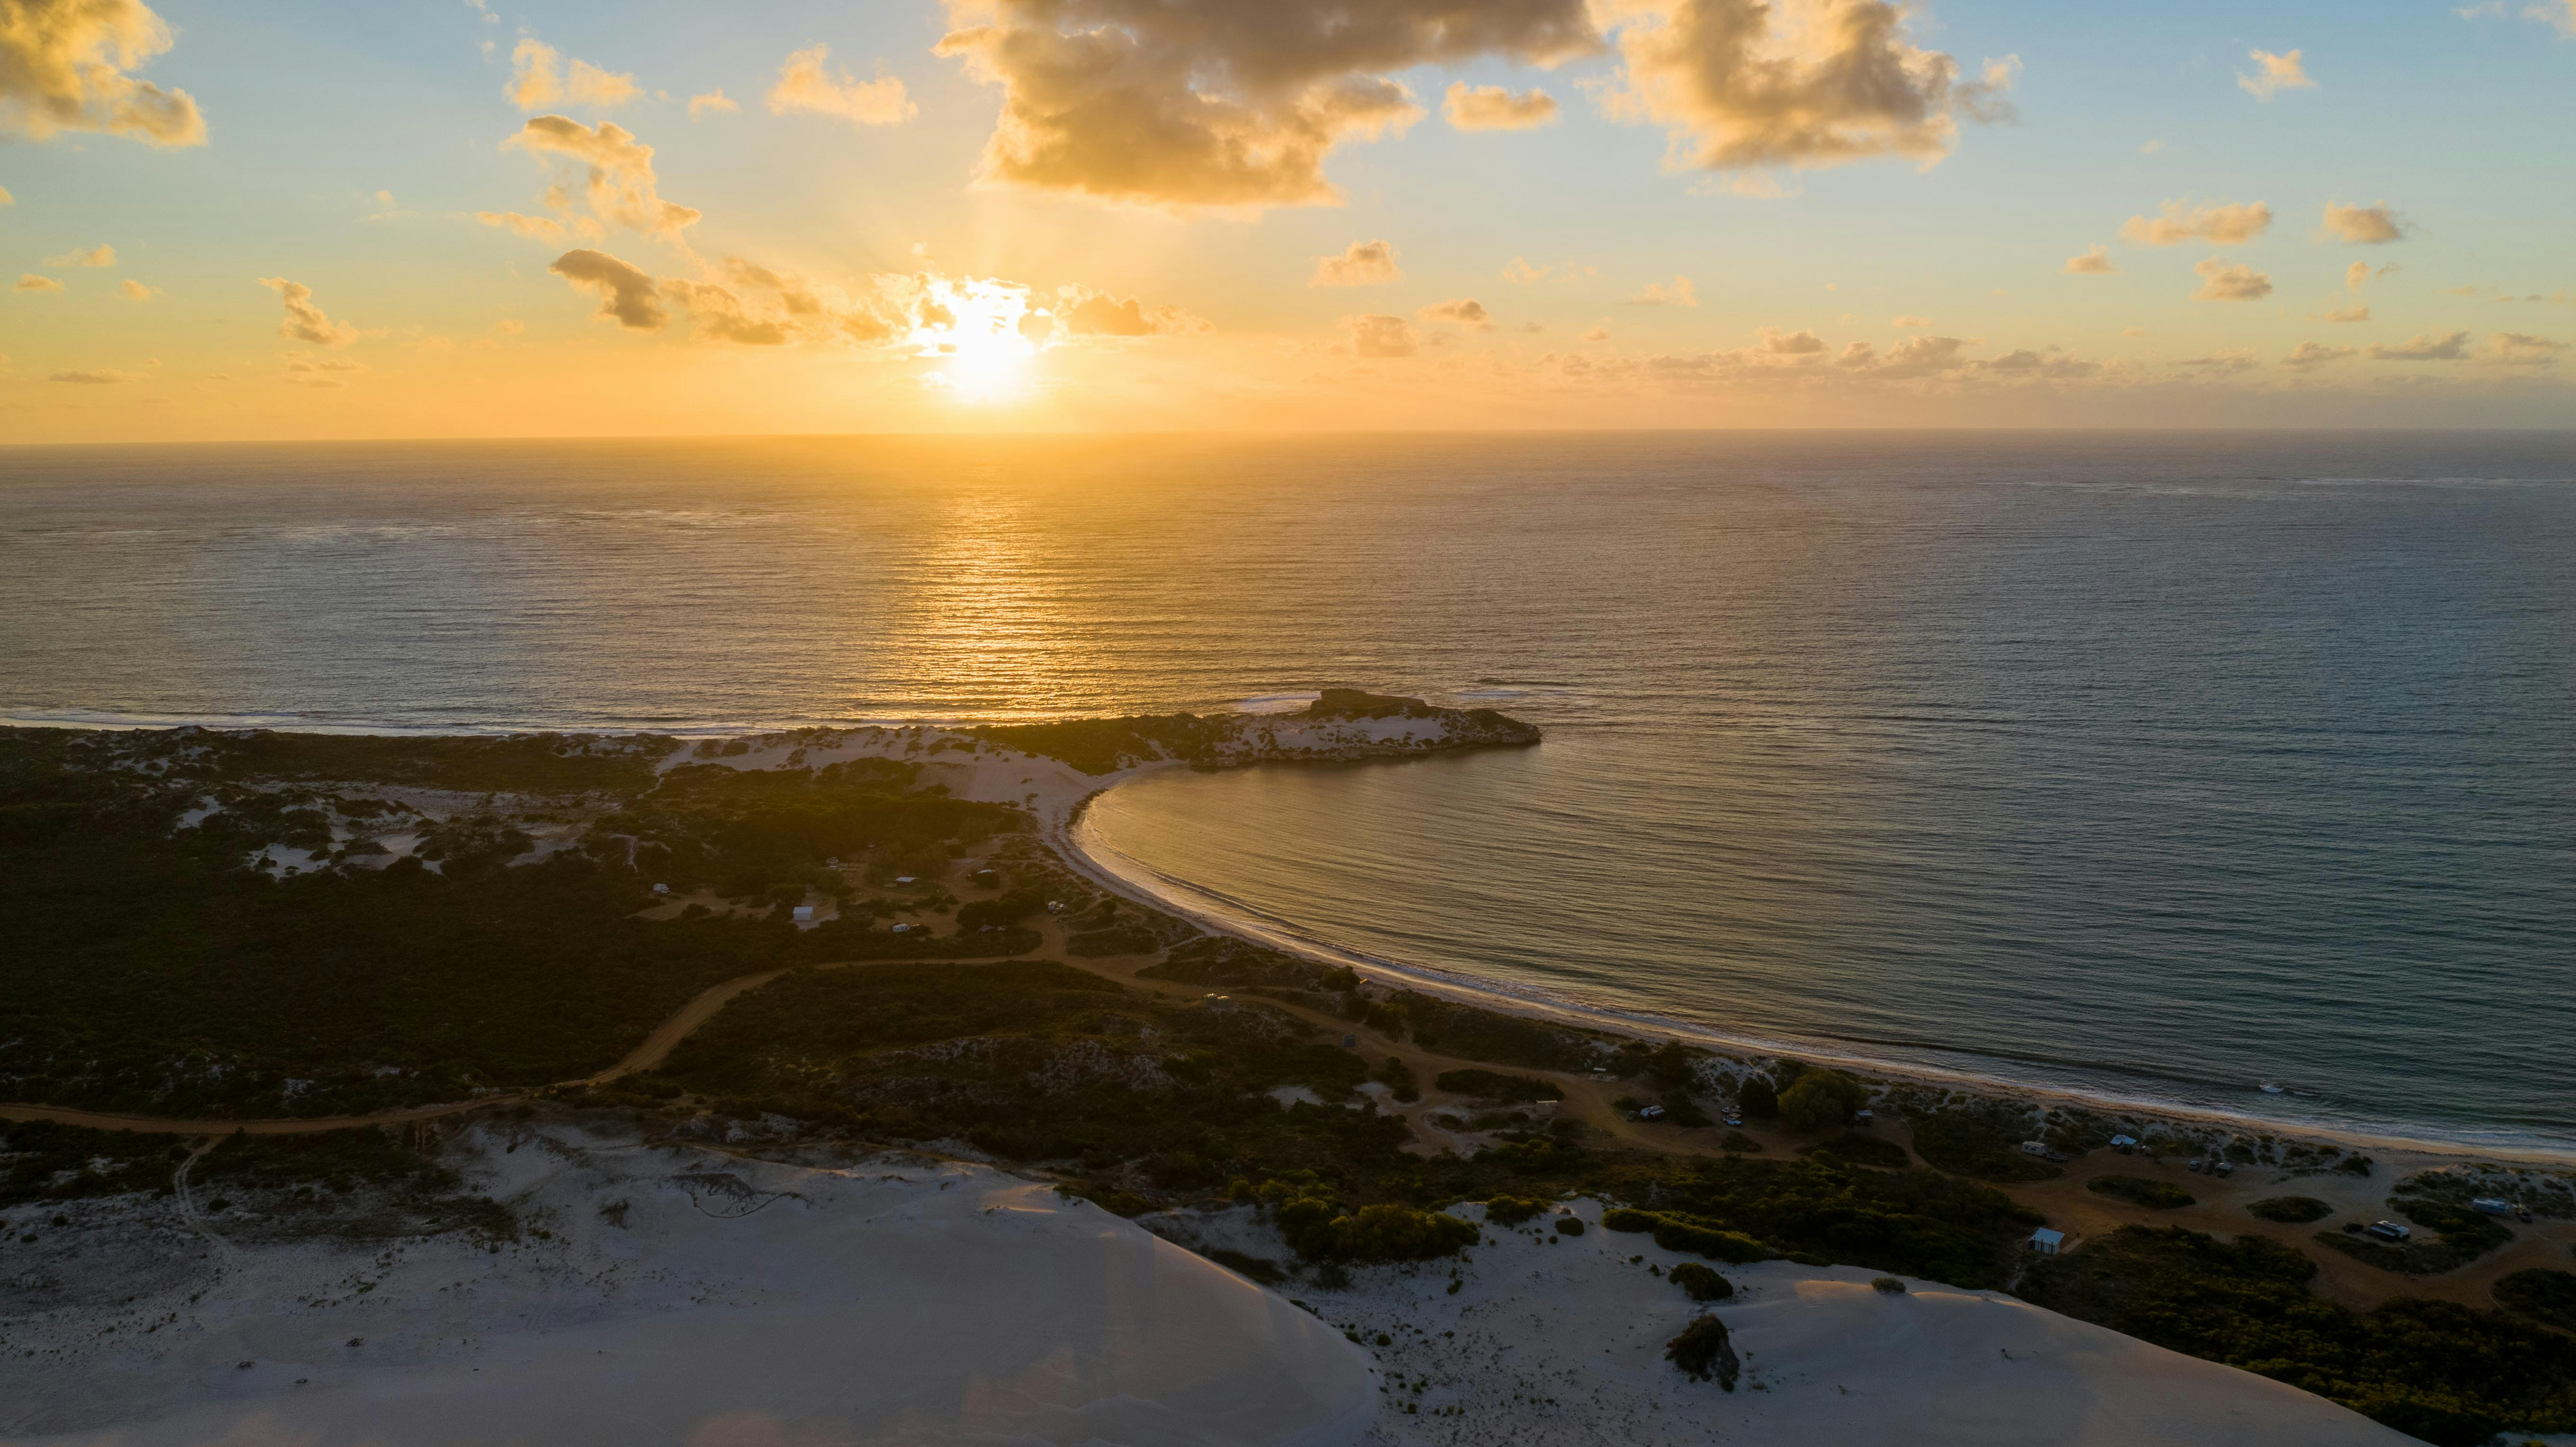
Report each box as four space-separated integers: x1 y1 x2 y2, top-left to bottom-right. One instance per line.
4 433 2571 1149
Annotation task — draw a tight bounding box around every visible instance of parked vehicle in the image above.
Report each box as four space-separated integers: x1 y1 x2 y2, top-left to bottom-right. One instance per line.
2365 1221 2412 1242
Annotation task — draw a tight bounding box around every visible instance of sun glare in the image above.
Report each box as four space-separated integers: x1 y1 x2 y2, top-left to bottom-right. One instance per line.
910 277 1045 403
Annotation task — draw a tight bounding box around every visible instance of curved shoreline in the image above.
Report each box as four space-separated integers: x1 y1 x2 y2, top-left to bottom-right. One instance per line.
1058 775 2576 1171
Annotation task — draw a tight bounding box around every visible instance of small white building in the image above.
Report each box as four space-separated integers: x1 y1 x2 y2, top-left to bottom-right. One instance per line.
2019 1140 2051 1157
2029 1228 2065 1255
652 883 670 895
791 904 815 923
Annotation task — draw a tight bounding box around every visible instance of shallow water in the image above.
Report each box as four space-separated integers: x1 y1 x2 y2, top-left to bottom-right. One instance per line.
5 432 2571 1145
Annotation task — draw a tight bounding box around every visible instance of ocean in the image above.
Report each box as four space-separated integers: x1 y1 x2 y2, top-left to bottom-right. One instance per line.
4 432 2571 1149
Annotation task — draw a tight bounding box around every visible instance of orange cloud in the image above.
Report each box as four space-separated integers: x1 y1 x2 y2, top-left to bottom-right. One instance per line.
767 45 915 126
509 40 639 111
507 117 701 237
2120 200 2271 246
2237 48 2314 101
1419 298 1494 329
2320 201 2407 244
2062 244 2115 274
934 0 1594 208
2190 257 2272 301
257 277 358 345
1596 1 2019 174
1443 82 1557 132
1343 314 1420 357
0 0 204 145
1312 240 1402 287
1628 276 1697 307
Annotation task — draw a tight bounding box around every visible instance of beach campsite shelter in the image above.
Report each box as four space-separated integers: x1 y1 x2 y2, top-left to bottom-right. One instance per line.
792 904 815 923
2029 1228 2065 1255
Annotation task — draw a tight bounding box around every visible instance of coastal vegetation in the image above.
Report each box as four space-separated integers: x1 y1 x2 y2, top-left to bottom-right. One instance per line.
1668 1262 1732 1301
2317 1192 2515 1275
2494 1269 2576 1332
2086 1175 2197 1210
2248 1195 2336 1224
1664 1315 1740 1389
1776 1070 1870 1133
2018 1225 2576 1445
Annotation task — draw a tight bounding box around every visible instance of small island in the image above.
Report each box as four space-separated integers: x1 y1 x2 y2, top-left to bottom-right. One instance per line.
1 698 2569 1446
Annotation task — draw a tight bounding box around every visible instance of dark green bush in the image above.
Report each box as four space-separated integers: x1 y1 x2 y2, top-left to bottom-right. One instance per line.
1805 1132 1907 1169
2248 1196 2334 1224
1670 1262 1733 1302
1375 1057 1421 1104
1433 1069 1563 1102
1665 1315 1739 1389
1778 1071 1870 1132
1738 1077 1779 1120
2087 1175 2197 1210
1483 1195 1548 1226
2495 1269 2576 1332
1554 1216 1585 1237
2018 1225 2576 1445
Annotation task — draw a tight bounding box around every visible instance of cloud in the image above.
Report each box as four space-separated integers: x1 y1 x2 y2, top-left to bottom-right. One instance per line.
1443 81 1556 131
2479 331 2567 366
2323 304 2368 323
14 272 64 292
688 89 738 120
47 368 142 383
258 277 359 345
1342 314 1420 358
2365 330 2471 361
44 244 115 268
1887 315 1929 328
1628 275 1697 307
475 210 571 243
2346 260 2400 289
2281 341 2355 370
548 248 667 330
2237 48 2314 101
118 278 159 300
1501 257 1550 284
2062 244 2116 275
507 116 701 236
2319 201 2407 245
2170 351 2258 375
2139 138 2164 155
767 44 915 126
0 0 204 145
1860 334 1968 377
2530 0 2576 35
0 183 12 204
1311 239 1402 287
933 0 1596 208
509 40 639 111
2119 200 2271 246
1582 325 1610 342
1595 2 2020 175
1059 287 1205 336
1756 326 1824 354
1419 297 1494 329
659 280 791 344
2191 257 2272 301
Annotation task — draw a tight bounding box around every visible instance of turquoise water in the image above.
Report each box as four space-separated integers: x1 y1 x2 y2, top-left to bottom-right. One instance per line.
4 432 2571 1146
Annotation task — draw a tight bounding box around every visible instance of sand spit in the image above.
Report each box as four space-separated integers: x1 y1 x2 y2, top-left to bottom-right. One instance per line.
1151 1201 2414 1447
0 1123 1372 1447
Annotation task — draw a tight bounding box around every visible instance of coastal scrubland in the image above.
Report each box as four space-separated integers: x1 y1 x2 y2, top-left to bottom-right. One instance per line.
4 714 2574 1445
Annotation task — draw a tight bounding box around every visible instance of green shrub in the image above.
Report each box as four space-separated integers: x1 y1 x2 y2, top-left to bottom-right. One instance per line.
1432 1069 1562 1102
1554 1216 1585 1237
1720 1131 1762 1154
1738 1077 1779 1120
1483 1195 1548 1226
1903 1100 2060 1182
1665 1315 1739 1389
1654 1216 1771 1263
2248 1196 2334 1224
2495 1270 2576 1332
1375 1057 1421 1104
1778 1071 1870 1132
1670 1262 1733 1302
2087 1175 2197 1210
1603 1207 1658 1234
1871 1276 1907 1294
2018 1225 2576 1446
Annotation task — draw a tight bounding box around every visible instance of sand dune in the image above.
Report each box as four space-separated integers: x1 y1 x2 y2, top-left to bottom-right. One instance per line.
2 1126 1372 1447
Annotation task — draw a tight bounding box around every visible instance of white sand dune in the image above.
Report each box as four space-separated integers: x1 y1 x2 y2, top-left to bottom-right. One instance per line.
1156 1201 2416 1447
1 1126 1372 1447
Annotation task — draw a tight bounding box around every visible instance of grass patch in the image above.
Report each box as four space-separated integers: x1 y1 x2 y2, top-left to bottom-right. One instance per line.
2086 1175 2196 1210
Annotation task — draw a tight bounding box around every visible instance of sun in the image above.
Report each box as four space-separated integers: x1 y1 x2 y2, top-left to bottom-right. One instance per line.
910 277 1044 403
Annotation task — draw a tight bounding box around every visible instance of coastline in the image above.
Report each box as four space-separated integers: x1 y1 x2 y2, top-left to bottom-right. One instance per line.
1056 774 2576 1172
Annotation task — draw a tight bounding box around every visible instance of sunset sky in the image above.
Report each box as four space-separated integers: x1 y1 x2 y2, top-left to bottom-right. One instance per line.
3 0 2571 439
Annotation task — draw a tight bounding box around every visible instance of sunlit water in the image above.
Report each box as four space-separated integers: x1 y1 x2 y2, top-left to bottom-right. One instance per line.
4 433 2571 1148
